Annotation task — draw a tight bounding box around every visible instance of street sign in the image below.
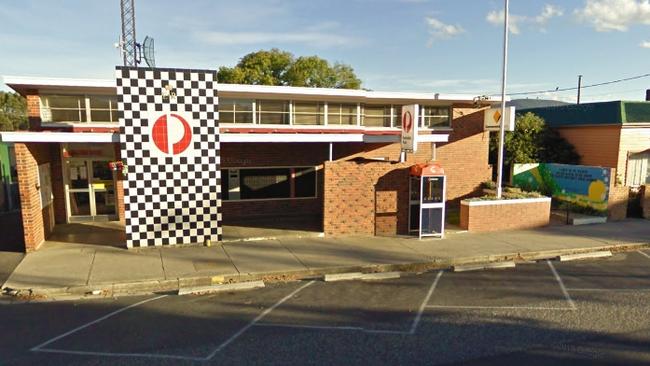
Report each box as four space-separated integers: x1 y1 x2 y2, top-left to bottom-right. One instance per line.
401 104 419 153
484 106 516 131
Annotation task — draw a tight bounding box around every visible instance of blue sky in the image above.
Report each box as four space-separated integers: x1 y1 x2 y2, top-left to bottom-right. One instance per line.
2 0 650 102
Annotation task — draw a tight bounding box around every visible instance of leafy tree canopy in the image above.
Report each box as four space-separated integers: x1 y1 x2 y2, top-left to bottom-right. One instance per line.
491 112 580 165
218 48 362 89
0 91 27 131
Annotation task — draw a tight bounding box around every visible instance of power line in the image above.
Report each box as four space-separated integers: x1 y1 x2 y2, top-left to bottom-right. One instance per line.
490 72 650 97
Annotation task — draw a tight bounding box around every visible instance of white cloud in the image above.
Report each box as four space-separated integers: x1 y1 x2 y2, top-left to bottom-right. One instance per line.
193 30 358 47
640 40 650 47
576 0 650 32
425 17 465 44
486 4 563 34
486 10 524 34
535 4 564 25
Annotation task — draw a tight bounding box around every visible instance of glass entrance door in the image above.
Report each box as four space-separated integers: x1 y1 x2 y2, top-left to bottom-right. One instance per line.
66 159 116 221
68 160 91 217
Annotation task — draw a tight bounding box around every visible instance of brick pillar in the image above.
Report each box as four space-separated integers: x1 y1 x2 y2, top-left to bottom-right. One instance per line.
608 168 629 221
14 143 45 252
26 90 41 131
114 144 125 223
50 144 66 224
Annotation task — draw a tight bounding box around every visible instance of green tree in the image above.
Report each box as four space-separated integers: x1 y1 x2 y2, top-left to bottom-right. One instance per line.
0 91 27 131
218 48 362 89
490 112 580 165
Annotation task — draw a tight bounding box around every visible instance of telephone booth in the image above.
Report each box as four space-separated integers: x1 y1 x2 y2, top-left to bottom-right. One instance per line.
409 163 446 238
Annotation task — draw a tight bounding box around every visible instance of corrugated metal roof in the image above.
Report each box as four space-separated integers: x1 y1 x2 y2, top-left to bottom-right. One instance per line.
520 101 650 127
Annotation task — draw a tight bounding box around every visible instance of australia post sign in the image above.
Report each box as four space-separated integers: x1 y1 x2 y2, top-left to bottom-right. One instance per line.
401 104 419 153
116 66 222 248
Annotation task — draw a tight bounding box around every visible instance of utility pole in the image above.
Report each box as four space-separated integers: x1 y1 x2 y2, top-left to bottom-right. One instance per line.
577 75 583 104
496 0 509 199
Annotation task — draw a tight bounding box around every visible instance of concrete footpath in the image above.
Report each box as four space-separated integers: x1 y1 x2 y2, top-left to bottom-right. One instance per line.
2 219 649 301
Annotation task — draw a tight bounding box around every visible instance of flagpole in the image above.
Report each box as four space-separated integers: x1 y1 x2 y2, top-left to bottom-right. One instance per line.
496 0 509 199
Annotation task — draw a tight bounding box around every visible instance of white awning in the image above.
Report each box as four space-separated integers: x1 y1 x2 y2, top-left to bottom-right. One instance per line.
0 132 118 143
0 131 449 144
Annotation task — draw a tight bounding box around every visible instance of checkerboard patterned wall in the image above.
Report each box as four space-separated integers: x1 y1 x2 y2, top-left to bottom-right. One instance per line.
116 67 221 248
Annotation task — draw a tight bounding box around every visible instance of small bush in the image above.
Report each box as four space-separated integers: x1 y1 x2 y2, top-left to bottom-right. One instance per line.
481 180 497 189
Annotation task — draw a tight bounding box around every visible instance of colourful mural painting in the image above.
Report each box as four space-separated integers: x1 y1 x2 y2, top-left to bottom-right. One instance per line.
512 163 610 213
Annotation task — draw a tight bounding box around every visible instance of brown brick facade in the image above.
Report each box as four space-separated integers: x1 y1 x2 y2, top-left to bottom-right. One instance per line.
459 199 551 232
322 106 492 236
323 161 411 236
26 91 41 131
14 142 63 251
608 169 629 221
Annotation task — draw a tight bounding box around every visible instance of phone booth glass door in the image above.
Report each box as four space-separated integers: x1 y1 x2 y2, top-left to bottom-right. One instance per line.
408 164 446 238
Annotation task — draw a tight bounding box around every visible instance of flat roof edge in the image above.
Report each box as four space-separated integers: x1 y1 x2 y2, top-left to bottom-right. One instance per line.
2 75 505 103
0 131 118 143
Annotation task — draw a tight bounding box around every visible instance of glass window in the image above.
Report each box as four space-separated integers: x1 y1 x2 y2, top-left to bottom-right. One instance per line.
392 105 403 127
41 95 85 123
421 106 451 128
241 168 290 199
222 167 317 200
293 102 324 125
257 100 289 125
327 103 357 125
89 95 118 123
363 105 391 127
294 167 317 197
41 95 118 123
219 98 253 124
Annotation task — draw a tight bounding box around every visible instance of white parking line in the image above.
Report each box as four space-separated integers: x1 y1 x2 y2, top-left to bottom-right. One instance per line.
425 305 576 311
409 270 443 334
547 260 577 310
31 295 168 352
204 280 315 360
30 282 317 362
32 348 206 362
566 288 650 292
255 322 411 335
253 271 445 336
638 250 650 259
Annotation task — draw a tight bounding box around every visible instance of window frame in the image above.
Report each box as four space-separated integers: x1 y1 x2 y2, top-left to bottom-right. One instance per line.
255 99 291 125
40 94 119 124
362 104 393 128
218 98 254 124
419 105 452 129
222 165 319 202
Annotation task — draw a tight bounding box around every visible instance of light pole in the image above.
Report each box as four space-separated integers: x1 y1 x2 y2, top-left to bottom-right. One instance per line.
496 0 509 199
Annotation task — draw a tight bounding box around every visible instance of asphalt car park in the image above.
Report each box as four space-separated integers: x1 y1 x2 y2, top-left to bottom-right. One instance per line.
1 249 650 365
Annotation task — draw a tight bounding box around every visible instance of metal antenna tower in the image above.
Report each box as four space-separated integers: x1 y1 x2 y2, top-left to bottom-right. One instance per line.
120 0 137 66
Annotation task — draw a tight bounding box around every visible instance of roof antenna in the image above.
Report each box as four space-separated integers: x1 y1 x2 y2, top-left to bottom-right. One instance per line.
117 0 156 68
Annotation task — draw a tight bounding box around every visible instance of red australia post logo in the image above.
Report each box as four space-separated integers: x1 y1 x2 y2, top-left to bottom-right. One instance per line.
151 113 193 155
402 111 413 133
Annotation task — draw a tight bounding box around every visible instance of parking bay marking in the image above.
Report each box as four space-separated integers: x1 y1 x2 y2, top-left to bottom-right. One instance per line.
638 250 650 260
29 281 317 362
255 270 445 336
425 262 578 311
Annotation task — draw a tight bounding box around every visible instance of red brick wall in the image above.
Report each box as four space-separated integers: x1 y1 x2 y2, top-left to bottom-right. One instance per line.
607 168 628 221
323 161 411 236
14 143 61 252
460 199 551 232
25 91 41 131
328 106 492 207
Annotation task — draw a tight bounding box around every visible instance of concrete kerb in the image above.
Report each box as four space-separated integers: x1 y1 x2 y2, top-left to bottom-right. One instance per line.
3 242 649 303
